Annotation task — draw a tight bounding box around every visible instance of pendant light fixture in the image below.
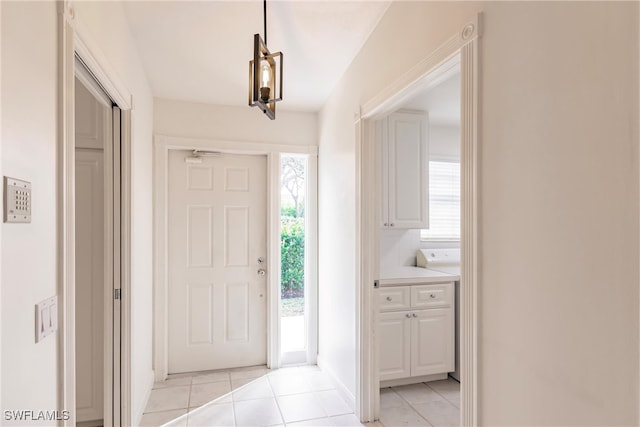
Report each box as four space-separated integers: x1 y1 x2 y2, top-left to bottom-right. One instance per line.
249 0 283 120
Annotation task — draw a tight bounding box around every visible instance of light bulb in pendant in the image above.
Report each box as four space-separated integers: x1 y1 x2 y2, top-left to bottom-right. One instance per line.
260 60 271 102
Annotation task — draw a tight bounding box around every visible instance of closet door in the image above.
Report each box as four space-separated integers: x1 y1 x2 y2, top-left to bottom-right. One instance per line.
75 148 105 423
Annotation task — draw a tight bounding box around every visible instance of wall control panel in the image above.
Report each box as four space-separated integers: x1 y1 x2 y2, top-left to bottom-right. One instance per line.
4 176 31 223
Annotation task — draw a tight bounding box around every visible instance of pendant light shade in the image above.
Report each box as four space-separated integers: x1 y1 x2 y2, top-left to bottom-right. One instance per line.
249 0 283 120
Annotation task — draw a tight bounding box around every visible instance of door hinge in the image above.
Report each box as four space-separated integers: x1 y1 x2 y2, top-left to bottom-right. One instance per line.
114 288 121 300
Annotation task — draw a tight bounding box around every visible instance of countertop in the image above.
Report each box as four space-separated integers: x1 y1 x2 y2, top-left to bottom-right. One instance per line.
378 266 459 287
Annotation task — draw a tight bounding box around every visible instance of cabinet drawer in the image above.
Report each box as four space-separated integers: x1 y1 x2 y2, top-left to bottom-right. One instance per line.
379 287 411 312
411 283 453 309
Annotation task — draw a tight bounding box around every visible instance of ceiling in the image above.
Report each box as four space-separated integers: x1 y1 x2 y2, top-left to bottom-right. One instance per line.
400 69 461 127
123 1 391 112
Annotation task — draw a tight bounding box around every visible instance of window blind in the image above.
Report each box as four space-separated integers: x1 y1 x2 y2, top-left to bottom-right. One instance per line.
421 160 460 241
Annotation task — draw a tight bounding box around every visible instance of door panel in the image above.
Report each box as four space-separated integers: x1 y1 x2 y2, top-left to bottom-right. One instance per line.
188 284 213 344
168 151 267 373
187 206 213 267
225 282 250 342
225 207 250 266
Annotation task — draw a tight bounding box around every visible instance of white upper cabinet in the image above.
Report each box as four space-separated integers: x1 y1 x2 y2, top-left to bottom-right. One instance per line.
380 110 429 229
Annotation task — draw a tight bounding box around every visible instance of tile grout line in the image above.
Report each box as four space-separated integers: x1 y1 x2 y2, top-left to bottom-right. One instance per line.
425 379 462 410
230 381 238 427
151 366 341 426
390 384 437 427
270 372 335 425
395 380 461 427
186 377 193 426
401 386 433 427
266 373 287 426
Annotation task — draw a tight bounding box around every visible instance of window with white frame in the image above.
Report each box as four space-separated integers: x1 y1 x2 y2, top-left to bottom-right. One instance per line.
421 160 460 241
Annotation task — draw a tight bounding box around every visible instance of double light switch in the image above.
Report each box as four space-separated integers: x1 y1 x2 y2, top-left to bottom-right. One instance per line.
35 296 58 343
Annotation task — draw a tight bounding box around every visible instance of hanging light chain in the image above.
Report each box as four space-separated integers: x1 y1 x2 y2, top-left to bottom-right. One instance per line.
263 0 267 45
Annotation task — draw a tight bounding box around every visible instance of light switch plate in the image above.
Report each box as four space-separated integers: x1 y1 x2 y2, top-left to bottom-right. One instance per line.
35 296 57 343
4 176 31 223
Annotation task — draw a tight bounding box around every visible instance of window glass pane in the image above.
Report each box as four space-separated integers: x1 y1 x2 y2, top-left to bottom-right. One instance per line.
280 155 307 352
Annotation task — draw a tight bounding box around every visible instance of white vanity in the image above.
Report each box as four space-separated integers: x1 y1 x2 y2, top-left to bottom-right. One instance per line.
378 267 459 387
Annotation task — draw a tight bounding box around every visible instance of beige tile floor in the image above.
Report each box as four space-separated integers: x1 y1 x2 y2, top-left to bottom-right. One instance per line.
140 365 459 427
380 380 460 427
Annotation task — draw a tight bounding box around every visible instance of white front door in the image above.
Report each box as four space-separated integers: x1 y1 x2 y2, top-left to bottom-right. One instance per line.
168 151 268 374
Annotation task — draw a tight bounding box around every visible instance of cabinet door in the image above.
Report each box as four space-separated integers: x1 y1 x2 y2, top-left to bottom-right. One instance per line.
379 311 411 381
387 111 428 229
379 119 390 228
410 308 453 377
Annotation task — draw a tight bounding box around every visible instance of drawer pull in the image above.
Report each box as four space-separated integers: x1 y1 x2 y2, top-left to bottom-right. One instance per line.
412 313 418 318
405 313 411 318
429 294 436 299
386 296 392 301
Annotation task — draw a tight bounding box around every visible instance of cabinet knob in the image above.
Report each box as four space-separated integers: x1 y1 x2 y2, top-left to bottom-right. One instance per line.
386 296 392 301
430 294 436 299
383 222 388 226
412 313 418 318
390 223 395 227
406 313 411 318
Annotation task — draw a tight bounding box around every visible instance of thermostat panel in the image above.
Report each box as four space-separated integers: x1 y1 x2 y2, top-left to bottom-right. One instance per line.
4 177 31 223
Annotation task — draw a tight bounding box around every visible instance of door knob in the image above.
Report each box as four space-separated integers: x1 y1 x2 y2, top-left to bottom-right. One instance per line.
257 269 266 276
258 257 265 264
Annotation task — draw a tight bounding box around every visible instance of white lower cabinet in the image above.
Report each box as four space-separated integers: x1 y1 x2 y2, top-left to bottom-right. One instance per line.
379 311 411 381
379 283 454 383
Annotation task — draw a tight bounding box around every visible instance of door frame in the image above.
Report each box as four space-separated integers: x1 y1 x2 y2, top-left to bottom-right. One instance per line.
355 14 480 425
153 135 318 380
59 2 133 426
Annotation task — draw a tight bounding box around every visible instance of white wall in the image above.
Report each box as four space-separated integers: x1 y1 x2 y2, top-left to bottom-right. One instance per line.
478 3 637 423
1 1 155 424
318 1 639 424
71 2 155 423
379 229 460 272
154 98 317 146
430 125 459 161
1 2 59 420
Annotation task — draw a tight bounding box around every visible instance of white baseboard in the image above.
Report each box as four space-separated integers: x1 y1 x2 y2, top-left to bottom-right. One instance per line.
317 356 356 411
380 372 447 388
134 369 155 426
